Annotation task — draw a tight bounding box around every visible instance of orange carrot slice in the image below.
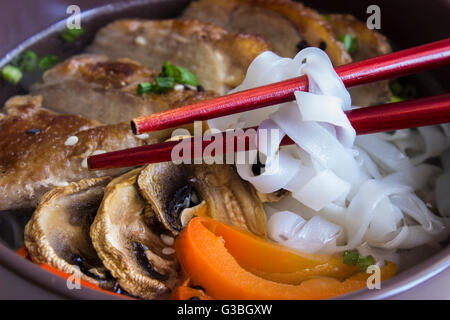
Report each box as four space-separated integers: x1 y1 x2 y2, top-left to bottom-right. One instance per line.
172 278 214 300
204 217 358 283
175 217 397 300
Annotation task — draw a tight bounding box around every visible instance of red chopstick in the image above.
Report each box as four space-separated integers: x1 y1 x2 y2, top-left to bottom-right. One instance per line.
89 93 450 170
131 38 450 135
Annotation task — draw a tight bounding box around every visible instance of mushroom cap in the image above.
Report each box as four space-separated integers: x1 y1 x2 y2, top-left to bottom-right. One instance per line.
138 163 267 237
91 169 179 299
24 176 115 288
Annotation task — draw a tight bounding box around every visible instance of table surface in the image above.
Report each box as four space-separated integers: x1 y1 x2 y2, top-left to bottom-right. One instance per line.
0 0 449 300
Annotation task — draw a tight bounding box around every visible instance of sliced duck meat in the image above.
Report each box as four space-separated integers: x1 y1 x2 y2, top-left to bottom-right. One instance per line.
183 0 393 106
90 169 180 299
137 162 267 237
0 95 166 211
328 14 391 62
24 177 116 289
87 19 269 94
182 0 351 65
31 54 217 124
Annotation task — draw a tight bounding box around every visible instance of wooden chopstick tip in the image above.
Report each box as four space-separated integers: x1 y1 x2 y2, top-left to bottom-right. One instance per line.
86 155 97 171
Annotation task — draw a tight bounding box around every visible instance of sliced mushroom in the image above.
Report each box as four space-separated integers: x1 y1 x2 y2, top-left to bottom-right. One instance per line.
328 14 392 106
91 169 179 299
24 177 116 289
256 189 289 203
138 163 266 237
137 163 200 235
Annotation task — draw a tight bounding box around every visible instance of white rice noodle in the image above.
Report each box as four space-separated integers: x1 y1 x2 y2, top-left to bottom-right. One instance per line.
441 123 450 136
410 126 448 164
208 48 450 261
435 150 450 217
267 211 342 254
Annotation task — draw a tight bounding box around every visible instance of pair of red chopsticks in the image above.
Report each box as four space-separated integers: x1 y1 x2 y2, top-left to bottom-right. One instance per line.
88 38 450 170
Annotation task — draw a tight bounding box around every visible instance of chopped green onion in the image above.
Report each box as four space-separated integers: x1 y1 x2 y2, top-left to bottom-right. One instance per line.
2 65 23 84
137 77 175 95
343 250 359 265
357 255 376 271
173 65 198 86
155 76 175 92
137 82 152 95
389 95 405 103
38 55 60 70
138 62 199 95
343 251 376 270
161 61 198 86
389 79 418 102
339 34 358 55
137 76 175 95
389 79 403 96
60 27 85 43
11 50 38 72
161 61 176 78
322 14 330 21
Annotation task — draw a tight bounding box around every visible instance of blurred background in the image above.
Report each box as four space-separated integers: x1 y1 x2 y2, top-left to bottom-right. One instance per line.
2 0 450 58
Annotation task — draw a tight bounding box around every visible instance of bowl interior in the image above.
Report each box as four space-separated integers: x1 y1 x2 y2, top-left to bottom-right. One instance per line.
0 0 448 299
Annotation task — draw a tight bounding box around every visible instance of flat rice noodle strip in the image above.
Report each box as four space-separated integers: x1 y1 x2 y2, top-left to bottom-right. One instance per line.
354 146 382 179
345 179 411 248
267 212 342 255
295 48 350 108
356 135 413 173
208 52 298 130
290 169 350 211
436 172 450 217
237 148 302 193
390 193 446 233
365 197 403 242
273 114 363 187
377 129 411 142
295 91 354 147
412 126 449 165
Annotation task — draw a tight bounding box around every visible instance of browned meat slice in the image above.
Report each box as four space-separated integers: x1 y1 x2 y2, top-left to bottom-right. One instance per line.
31 54 217 124
328 14 391 62
328 14 392 106
0 95 168 211
87 19 269 94
182 0 351 65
